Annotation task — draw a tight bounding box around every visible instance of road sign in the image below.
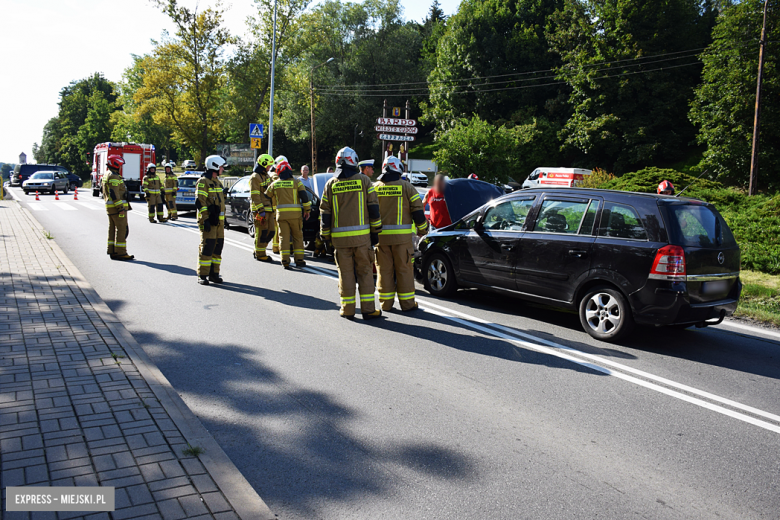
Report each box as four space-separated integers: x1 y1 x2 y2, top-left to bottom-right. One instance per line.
249 123 264 139
377 134 415 142
377 118 416 126
250 137 263 149
375 125 418 134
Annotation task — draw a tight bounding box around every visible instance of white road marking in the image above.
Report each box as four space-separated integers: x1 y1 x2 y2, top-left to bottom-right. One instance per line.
28 205 48 211
57 203 78 211
721 320 780 341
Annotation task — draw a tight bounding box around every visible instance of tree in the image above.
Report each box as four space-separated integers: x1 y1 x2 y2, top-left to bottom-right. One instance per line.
136 0 232 164
548 0 716 173
433 115 517 181
76 91 115 160
690 0 780 190
223 0 309 144
424 0 566 129
112 55 178 162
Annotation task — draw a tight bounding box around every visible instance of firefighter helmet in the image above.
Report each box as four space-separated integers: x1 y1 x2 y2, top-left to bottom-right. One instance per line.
146 163 157 173
382 156 404 174
335 147 358 167
106 155 125 170
275 158 292 174
468 173 479 180
274 155 288 167
658 180 675 195
205 155 226 172
257 154 274 169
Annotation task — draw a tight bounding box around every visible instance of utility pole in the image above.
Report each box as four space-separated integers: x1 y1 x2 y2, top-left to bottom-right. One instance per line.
268 0 278 157
749 0 770 196
309 57 335 173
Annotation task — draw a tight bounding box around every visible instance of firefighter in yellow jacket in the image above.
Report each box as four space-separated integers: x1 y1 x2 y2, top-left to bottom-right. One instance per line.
103 155 134 261
249 154 276 262
162 163 178 221
195 155 227 285
265 157 311 269
142 163 167 223
374 156 428 311
320 147 383 320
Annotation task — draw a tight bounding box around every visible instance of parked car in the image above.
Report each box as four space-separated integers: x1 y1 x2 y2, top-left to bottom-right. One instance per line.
416 187 741 342
224 175 320 244
174 172 203 211
182 160 197 169
22 171 71 194
402 171 429 187
11 164 70 187
64 172 83 190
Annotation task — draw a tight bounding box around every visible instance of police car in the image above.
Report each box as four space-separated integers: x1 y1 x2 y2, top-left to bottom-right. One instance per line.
521 168 592 189
175 172 203 211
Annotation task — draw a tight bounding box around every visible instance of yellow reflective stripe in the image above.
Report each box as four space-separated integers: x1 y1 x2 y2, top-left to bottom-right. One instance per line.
367 186 376 194
358 192 364 226
380 229 413 235
213 258 221 264
410 193 421 202
398 292 415 300
332 229 370 238
359 294 375 301
333 194 339 228
379 292 395 298
199 260 212 265
397 196 402 226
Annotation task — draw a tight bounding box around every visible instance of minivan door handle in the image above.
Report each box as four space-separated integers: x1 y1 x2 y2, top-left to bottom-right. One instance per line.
568 249 588 258
501 244 516 252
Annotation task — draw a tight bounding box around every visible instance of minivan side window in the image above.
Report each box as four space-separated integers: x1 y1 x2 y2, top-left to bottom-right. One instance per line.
534 199 589 234
482 198 534 231
599 203 647 240
578 200 601 235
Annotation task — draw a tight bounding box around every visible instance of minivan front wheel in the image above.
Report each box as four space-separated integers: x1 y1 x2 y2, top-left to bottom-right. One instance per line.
579 286 634 342
423 253 457 297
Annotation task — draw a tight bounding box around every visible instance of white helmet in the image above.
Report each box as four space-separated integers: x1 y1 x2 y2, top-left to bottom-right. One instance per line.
382 155 404 174
205 155 226 172
274 155 288 167
165 162 174 169
146 163 157 172
335 147 358 167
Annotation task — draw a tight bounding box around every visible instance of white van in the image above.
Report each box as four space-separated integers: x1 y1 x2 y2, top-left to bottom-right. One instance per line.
522 167 592 189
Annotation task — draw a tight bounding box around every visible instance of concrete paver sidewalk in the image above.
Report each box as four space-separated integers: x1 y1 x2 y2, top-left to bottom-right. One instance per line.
0 200 274 520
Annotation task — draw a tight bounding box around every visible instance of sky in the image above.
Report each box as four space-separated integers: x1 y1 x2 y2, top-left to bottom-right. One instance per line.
0 0 460 164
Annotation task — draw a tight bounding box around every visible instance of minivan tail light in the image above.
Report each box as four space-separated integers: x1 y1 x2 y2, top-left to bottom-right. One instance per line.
649 245 686 279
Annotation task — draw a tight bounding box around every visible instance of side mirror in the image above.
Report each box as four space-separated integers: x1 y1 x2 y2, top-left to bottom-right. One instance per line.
472 216 484 230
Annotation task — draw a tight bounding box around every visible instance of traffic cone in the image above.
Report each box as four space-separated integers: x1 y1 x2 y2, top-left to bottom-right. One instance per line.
54 190 59 200
35 191 40 200
73 187 78 200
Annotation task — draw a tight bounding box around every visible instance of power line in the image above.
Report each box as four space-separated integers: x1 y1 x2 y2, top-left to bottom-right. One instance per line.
316 62 706 97
316 53 704 94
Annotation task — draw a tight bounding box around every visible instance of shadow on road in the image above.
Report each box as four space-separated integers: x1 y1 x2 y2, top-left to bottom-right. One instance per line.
211 281 339 311
133 260 195 277
125 329 477 518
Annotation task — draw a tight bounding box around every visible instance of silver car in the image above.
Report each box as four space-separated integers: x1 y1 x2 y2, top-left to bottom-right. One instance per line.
23 171 70 195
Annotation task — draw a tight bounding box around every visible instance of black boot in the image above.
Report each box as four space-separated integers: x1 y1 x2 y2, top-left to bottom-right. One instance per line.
209 274 224 284
198 276 209 285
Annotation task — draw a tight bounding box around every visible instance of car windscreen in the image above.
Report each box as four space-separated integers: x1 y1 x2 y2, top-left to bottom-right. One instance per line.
664 203 737 249
178 177 199 188
30 172 54 179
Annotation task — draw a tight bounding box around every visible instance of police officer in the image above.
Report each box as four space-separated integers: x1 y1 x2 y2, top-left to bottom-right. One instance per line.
103 155 134 261
358 159 375 178
265 157 311 269
320 147 383 320
142 163 167 223
162 163 179 220
249 154 276 262
195 155 227 285
373 156 428 311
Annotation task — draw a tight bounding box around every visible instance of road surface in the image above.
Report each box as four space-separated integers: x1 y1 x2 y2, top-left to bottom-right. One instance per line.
9 187 780 520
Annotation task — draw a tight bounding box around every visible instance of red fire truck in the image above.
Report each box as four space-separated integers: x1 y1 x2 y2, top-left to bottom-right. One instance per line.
91 142 156 199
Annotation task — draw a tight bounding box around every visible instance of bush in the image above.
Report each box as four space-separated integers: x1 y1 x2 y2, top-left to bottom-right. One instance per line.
587 167 780 274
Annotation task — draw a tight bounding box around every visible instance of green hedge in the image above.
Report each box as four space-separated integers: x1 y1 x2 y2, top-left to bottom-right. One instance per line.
595 168 780 274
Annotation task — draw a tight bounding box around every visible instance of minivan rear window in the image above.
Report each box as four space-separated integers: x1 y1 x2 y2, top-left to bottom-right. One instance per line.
665 204 737 249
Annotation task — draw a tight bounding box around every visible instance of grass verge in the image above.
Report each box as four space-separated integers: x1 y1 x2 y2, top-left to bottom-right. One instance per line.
734 270 780 327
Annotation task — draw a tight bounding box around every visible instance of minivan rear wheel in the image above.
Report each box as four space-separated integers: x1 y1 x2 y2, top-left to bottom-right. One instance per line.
579 286 634 342
423 253 457 297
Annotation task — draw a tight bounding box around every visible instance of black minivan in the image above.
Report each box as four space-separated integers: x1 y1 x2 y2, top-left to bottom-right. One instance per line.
416 187 741 342
11 164 72 187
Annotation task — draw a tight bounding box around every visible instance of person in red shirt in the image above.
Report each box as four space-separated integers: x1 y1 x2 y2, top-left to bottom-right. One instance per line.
423 174 452 229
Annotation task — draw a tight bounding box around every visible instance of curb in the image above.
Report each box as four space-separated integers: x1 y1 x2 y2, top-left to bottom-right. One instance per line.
10 197 276 520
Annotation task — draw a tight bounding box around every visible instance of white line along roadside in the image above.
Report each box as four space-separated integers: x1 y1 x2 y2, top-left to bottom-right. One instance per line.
16 188 780 435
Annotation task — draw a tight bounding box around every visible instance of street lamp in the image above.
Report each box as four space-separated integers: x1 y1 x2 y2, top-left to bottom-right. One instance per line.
268 0 278 157
310 57 335 173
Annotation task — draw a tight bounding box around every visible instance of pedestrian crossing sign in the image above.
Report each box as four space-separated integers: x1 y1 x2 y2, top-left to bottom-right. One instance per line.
251 138 262 149
249 123 264 139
